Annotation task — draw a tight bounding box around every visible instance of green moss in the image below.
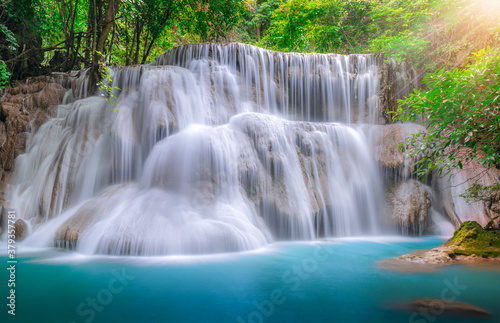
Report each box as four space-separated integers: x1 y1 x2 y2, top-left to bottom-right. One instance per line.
444 221 500 257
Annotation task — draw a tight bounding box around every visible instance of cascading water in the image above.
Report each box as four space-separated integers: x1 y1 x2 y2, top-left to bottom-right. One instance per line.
153 43 381 123
9 43 422 256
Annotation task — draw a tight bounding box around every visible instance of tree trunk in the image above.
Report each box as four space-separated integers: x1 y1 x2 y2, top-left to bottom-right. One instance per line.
89 0 121 94
133 19 142 65
96 0 119 54
124 15 131 65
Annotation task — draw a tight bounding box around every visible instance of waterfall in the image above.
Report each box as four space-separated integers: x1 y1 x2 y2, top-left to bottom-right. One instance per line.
152 43 381 124
9 43 422 256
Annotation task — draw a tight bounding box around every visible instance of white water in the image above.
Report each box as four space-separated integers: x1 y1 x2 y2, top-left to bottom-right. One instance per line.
7 43 435 256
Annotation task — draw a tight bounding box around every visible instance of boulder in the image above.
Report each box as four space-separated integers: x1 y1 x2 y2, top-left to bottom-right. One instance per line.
386 179 431 235
14 219 28 241
443 221 500 258
393 248 454 264
55 184 126 248
381 221 500 273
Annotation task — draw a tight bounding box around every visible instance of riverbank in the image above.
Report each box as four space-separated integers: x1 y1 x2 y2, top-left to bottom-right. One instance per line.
379 221 500 273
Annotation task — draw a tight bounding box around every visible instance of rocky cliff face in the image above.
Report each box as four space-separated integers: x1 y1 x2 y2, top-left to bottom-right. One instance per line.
435 162 500 229
0 75 76 180
0 73 80 233
376 57 420 125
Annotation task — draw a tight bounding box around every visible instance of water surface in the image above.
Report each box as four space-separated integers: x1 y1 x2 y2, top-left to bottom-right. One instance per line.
1 237 499 323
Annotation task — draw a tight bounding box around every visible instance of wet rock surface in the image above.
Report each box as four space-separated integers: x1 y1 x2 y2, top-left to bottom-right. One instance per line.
361 123 425 181
14 219 28 241
0 75 72 182
386 179 431 235
0 74 77 233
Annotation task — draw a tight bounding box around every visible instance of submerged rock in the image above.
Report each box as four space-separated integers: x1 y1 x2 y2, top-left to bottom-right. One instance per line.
398 298 490 317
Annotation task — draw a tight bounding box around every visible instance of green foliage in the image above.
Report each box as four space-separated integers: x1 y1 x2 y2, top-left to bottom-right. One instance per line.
369 0 500 71
0 19 16 88
186 0 246 42
2 0 247 76
0 61 11 90
1 0 43 77
107 0 246 66
391 47 500 179
96 52 120 107
255 0 499 74
237 0 282 44
367 0 437 62
460 183 500 203
260 0 373 53
0 23 18 51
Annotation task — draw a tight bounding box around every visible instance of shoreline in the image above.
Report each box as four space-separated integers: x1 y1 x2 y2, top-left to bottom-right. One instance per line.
378 247 500 273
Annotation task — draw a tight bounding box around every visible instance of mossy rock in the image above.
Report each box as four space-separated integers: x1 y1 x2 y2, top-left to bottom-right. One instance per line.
444 221 500 258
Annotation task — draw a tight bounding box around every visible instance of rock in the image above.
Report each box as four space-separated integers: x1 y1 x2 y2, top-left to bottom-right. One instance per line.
0 77 72 185
27 83 66 110
378 248 453 273
14 219 28 241
386 179 431 235
404 298 490 317
55 185 126 248
361 123 426 180
443 221 500 257
381 221 500 273
395 248 454 264
435 162 500 228
377 59 420 124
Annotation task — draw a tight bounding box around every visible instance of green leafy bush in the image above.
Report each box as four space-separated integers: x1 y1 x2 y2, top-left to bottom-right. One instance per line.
0 61 11 90
391 47 500 178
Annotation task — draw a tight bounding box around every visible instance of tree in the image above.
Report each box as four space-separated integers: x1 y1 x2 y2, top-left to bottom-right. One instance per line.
237 0 282 44
1 0 246 90
391 47 500 179
88 0 122 93
260 0 373 53
0 0 45 80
